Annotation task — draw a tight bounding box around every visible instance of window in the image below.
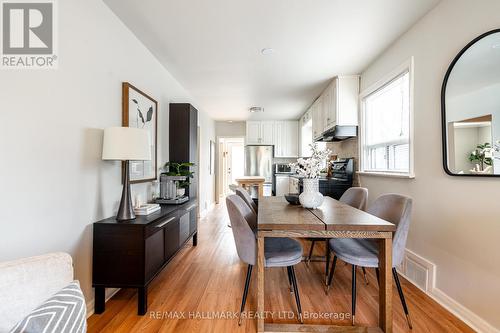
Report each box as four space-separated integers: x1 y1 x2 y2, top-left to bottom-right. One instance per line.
361 64 413 177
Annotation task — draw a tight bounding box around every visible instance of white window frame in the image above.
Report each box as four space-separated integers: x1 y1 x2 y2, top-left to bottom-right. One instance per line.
359 58 415 178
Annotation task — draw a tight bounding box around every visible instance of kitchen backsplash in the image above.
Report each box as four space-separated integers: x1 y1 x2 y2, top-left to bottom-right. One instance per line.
326 137 360 186
273 157 297 165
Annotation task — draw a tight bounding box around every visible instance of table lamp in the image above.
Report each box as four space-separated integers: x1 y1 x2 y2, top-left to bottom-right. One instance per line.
102 127 151 221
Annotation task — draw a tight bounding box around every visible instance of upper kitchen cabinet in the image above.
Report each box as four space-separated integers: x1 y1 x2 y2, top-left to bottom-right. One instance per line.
260 121 275 144
246 121 274 145
274 121 299 157
312 75 360 141
312 96 324 140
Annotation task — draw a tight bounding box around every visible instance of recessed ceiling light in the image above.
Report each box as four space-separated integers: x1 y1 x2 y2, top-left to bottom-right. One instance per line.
249 106 264 113
227 120 233 123
261 48 275 55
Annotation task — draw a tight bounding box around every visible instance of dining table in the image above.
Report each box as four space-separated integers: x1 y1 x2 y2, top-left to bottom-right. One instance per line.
235 176 266 198
257 196 396 333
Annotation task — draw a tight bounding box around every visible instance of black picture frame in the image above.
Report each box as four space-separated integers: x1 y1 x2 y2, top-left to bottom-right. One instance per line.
441 28 500 177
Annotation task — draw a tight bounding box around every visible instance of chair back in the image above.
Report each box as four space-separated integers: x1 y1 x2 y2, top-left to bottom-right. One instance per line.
367 194 412 267
339 187 368 210
235 187 258 214
226 195 257 265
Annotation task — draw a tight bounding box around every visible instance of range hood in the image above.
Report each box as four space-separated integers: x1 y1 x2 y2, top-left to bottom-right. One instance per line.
316 125 357 142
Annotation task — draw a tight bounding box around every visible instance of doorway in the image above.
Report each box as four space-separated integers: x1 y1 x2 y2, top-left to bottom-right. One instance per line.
217 137 245 200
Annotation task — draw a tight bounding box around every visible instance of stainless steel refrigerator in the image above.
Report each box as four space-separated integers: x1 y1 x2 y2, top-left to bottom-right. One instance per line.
244 145 273 197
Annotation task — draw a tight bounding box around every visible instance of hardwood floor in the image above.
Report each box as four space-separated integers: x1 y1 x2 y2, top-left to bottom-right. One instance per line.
87 202 473 333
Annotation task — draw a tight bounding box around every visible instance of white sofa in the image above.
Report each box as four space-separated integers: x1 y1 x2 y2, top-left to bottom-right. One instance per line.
0 252 76 332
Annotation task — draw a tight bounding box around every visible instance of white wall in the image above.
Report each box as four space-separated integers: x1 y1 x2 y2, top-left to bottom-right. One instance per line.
359 0 500 330
199 112 216 214
215 121 246 138
0 0 215 312
453 127 489 173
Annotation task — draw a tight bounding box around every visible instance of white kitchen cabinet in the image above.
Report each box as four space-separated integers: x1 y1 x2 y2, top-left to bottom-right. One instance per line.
289 176 300 194
246 121 261 144
245 121 274 145
274 121 299 157
275 175 290 196
312 97 324 140
260 121 275 145
322 80 337 131
310 75 359 141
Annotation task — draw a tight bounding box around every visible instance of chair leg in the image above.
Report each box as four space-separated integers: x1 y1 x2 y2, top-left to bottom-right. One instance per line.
361 267 369 285
325 240 330 284
306 240 316 266
375 267 380 286
393 268 413 329
325 255 337 294
238 264 253 326
351 265 357 325
286 266 293 293
289 266 303 324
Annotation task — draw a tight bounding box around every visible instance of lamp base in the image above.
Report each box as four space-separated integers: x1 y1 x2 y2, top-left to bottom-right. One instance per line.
116 160 135 221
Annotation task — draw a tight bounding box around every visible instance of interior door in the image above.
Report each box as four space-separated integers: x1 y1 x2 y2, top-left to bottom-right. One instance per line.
223 139 245 196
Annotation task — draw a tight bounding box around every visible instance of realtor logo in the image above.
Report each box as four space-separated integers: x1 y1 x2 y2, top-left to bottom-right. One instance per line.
1 1 57 68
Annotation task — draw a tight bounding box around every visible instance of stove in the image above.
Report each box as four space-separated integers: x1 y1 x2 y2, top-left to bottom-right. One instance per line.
330 158 354 184
296 158 355 200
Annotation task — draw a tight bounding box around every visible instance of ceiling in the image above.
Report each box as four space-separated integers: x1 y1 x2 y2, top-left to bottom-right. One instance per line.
104 0 441 121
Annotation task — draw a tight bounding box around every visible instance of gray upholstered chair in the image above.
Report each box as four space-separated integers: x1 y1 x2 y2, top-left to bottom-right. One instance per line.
226 195 304 325
326 194 413 329
306 187 369 280
235 187 258 214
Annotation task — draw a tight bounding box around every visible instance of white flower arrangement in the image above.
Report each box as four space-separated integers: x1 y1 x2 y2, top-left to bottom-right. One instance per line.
290 143 332 179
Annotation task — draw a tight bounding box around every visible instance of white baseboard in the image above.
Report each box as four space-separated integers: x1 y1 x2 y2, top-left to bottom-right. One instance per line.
430 287 498 333
400 249 499 333
199 202 216 218
86 288 120 318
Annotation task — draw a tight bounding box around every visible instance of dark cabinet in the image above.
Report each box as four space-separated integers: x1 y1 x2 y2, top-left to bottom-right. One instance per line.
145 229 165 282
93 104 200 317
164 215 180 261
92 200 197 315
169 103 198 199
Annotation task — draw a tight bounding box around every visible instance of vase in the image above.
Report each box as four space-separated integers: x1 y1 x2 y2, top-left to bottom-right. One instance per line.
299 178 324 209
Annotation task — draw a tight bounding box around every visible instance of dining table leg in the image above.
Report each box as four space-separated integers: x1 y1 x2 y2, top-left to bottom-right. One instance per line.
258 183 264 198
378 236 393 333
257 235 265 332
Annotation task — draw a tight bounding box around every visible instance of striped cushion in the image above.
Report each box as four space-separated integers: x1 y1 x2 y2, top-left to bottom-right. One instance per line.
9 281 86 333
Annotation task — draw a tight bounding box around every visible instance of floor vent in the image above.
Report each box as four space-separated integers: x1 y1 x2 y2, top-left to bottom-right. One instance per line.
399 250 435 292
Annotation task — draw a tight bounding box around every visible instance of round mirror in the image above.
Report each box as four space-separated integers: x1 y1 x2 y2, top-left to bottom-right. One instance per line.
442 29 500 176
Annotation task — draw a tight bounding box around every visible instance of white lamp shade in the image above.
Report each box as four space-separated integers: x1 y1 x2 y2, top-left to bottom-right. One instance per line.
102 127 151 161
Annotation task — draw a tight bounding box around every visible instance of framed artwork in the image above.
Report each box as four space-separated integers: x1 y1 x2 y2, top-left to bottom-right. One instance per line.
210 140 215 175
122 82 158 184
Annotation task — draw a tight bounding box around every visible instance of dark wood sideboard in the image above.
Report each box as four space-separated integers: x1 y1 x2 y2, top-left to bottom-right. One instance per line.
92 200 198 315
93 103 200 316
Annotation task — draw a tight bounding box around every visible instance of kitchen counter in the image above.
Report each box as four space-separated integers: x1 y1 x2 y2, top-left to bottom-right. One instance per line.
289 174 341 181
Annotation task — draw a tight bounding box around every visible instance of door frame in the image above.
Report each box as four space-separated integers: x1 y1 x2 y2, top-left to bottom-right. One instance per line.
216 136 245 203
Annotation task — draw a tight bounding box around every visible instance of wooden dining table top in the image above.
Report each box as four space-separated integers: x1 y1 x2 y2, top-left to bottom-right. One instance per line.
258 196 396 232
235 176 266 182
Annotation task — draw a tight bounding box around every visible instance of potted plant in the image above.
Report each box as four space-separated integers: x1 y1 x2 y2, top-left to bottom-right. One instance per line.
290 143 332 209
468 143 493 173
163 162 195 197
